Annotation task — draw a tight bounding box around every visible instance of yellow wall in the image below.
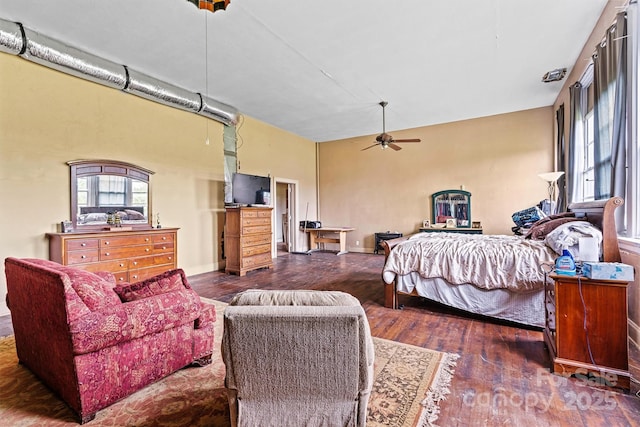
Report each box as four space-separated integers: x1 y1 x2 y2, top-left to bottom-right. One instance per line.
318 107 553 252
0 53 317 316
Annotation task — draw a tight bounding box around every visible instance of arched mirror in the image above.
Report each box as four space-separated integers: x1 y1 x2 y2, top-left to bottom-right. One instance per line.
69 160 153 231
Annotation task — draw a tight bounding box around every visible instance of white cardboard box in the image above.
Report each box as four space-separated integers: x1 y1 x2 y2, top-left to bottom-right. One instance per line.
582 262 634 281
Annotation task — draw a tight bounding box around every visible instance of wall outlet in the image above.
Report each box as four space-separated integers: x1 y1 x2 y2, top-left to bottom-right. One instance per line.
356 240 359 246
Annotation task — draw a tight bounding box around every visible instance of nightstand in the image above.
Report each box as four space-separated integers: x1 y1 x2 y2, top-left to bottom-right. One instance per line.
374 232 403 254
544 274 630 391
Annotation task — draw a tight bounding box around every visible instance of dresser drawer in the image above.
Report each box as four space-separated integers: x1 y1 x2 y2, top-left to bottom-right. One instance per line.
130 265 174 282
101 245 153 260
130 254 175 269
243 225 271 235
242 243 271 258
242 234 272 246
66 239 99 251
241 252 272 269
101 235 153 247
153 241 174 253
67 250 100 265
82 260 129 273
242 217 271 227
152 233 175 244
241 209 271 218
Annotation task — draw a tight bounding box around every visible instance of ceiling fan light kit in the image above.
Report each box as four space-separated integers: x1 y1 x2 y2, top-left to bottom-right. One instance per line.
361 101 421 152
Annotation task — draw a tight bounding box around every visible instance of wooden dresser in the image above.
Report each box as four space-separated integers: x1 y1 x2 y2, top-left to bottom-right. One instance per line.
46 228 178 283
544 273 630 391
224 206 273 276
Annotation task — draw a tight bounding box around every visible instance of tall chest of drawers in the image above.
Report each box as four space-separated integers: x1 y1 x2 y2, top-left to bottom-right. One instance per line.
224 206 273 276
46 228 178 283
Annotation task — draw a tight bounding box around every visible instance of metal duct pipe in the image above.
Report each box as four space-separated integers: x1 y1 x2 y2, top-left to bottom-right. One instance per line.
200 94 239 125
0 17 238 125
21 27 128 90
125 68 201 113
0 19 23 55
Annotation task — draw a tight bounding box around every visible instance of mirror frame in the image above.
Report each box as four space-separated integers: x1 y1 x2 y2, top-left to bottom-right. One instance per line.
69 159 154 232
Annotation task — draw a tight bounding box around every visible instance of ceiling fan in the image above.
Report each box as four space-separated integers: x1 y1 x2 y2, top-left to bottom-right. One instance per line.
362 101 421 151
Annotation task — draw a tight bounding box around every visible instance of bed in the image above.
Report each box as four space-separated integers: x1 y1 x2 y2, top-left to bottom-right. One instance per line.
380 197 624 328
77 206 147 225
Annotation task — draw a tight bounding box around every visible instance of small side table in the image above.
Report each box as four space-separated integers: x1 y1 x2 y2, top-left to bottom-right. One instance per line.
544 274 630 391
374 232 403 254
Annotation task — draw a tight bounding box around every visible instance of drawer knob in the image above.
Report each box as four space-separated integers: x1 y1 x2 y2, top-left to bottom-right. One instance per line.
104 241 110 245
105 252 110 256
119 263 125 267
133 261 137 266
81 243 86 247
145 248 150 252
132 275 138 280
145 238 150 242
162 246 166 250
162 237 167 240
168 256 172 260
119 277 124 281
81 255 86 259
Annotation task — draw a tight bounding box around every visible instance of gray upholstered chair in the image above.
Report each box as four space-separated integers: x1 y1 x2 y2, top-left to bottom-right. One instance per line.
221 289 375 427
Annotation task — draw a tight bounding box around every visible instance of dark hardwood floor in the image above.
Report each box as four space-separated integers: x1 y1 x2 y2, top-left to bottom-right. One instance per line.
1 251 639 426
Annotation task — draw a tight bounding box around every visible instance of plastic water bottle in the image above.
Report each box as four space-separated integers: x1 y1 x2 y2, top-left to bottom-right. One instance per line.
555 249 576 276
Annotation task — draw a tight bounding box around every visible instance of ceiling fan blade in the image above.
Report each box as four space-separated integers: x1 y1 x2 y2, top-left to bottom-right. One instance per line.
388 143 402 151
392 138 421 143
361 143 379 151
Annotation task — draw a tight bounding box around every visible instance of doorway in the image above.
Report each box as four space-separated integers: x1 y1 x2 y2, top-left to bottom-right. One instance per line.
274 178 298 257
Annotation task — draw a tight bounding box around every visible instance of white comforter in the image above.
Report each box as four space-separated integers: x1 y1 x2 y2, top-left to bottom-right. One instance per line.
382 233 557 292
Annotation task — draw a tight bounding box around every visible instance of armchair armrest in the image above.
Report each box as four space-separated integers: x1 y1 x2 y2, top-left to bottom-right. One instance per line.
69 289 202 355
195 301 216 329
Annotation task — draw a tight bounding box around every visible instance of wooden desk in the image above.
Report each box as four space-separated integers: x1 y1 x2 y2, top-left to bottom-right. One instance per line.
305 227 355 255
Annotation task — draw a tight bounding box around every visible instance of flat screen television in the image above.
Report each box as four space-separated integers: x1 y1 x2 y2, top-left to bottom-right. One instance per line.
231 172 271 205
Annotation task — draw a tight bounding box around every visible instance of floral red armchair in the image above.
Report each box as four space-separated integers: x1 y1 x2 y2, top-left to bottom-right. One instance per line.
4 257 215 424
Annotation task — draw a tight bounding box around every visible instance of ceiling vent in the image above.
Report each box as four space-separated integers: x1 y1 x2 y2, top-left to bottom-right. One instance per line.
542 68 567 83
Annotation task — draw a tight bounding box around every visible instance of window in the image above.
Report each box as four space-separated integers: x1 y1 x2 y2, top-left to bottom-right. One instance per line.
98 175 126 206
568 10 639 238
582 111 595 201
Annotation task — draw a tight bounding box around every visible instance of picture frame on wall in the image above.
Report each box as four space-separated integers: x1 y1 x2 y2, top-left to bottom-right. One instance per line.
422 219 431 228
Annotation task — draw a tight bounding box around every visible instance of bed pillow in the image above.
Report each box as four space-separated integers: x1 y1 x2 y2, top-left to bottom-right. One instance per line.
125 209 146 220
525 216 582 240
544 221 603 258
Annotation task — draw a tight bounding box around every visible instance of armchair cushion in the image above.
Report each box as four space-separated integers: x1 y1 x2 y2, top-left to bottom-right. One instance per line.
70 289 202 355
230 289 361 307
114 269 190 302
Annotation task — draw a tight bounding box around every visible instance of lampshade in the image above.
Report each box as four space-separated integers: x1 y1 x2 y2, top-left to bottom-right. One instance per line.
538 171 565 183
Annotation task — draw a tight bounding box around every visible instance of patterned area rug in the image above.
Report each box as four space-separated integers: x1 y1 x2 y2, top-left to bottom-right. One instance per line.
0 299 458 426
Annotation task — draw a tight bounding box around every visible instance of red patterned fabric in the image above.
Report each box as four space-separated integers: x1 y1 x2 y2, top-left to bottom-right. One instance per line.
114 268 190 302
4 257 215 424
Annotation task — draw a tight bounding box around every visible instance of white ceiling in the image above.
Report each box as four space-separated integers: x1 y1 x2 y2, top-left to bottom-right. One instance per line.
0 0 611 142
